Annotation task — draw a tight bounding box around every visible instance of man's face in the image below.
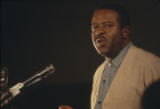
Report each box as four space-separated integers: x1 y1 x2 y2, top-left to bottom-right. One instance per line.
91 9 129 58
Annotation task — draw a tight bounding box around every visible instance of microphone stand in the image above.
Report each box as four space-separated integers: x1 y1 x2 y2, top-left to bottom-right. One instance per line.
0 64 55 108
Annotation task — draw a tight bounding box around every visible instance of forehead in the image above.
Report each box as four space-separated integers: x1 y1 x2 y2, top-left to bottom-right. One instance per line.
91 9 119 24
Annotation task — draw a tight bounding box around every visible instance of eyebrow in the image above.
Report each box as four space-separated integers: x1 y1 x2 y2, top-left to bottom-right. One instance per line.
91 21 113 25
102 21 113 24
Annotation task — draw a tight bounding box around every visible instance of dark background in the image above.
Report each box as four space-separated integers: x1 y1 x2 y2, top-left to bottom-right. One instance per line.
1 0 160 109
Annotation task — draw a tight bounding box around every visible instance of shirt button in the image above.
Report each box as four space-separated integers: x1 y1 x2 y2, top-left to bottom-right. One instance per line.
98 101 101 104
103 80 105 83
108 63 112 67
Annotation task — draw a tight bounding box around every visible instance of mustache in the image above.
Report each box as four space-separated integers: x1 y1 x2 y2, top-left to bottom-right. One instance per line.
94 34 107 42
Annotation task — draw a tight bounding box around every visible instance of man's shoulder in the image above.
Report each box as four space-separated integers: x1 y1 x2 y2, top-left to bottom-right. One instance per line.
125 45 160 66
130 45 160 60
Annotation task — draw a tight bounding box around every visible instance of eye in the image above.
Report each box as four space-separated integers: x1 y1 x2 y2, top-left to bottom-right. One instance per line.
91 25 98 31
104 24 113 28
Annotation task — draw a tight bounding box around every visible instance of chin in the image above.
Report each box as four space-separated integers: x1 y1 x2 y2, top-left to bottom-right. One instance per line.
98 50 109 57
99 48 114 58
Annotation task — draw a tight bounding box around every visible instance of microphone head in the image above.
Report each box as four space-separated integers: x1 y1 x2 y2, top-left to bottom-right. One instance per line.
22 64 56 86
41 64 56 78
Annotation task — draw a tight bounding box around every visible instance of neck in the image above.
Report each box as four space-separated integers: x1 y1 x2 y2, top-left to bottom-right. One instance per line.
105 39 130 60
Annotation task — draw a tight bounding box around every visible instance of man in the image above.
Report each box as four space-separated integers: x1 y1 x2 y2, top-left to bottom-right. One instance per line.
91 4 160 109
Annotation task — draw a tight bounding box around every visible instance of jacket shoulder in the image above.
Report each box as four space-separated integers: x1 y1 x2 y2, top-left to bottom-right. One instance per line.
127 45 160 65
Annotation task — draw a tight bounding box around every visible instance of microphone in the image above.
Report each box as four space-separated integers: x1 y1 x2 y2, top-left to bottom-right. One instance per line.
0 64 55 107
22 64 55 87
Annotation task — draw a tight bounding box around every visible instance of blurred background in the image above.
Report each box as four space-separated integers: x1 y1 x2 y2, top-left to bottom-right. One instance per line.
1 0 160 109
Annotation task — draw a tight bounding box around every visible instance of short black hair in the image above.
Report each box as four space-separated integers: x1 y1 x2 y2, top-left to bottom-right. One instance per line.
94 4 130 27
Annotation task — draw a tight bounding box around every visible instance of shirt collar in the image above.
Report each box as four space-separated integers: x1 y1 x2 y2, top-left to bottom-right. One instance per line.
105 42 133 68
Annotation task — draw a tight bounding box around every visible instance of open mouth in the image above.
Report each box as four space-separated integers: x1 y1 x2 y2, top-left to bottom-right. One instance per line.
96 37 106 47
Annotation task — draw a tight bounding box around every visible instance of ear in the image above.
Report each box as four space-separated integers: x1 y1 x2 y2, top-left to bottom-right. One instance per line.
122 26 131 39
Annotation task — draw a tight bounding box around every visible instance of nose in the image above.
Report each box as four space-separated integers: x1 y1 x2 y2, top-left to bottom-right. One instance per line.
94 26 105 37
94 26 105 40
